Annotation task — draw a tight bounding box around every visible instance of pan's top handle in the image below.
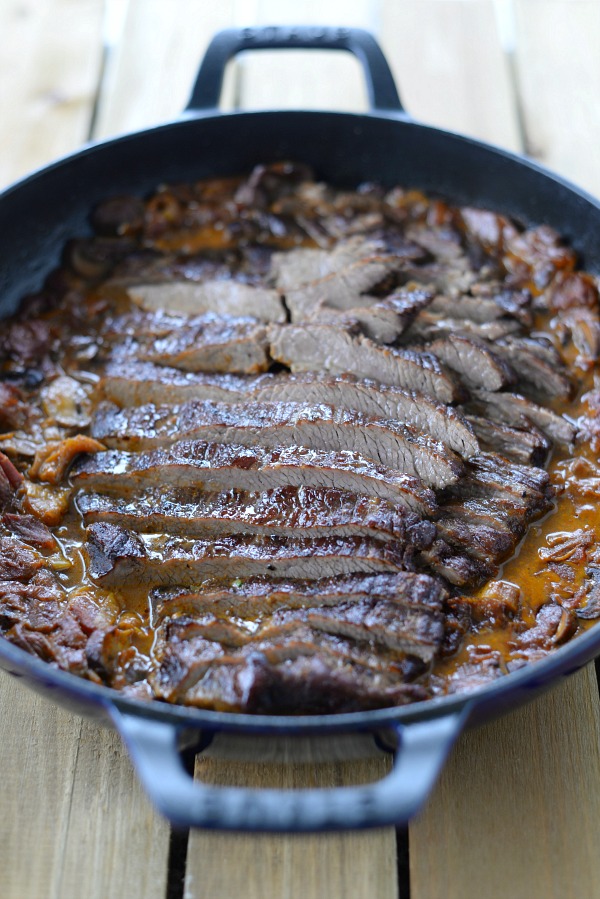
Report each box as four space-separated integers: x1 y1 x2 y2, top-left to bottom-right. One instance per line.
186 26 404 115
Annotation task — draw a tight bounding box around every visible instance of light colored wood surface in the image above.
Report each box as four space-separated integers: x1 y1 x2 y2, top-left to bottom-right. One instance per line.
0 0 105 185
410 665 600 899
0 4 171 898
380 0 522 150
0 673 170 899
2 3 600 898
186 752 398 899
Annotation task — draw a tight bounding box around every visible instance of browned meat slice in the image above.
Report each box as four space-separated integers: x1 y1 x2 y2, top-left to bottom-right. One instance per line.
2 513 56 551
439 497 527 537
492 337 571 399
72 441 437 516
434 515 515 564
426 334 516 391
152 571 447 621
77 485 436 545
312 287 433 343
406 309 521 343
418 539 493 587
153 649 429 713
285 254 404 320
447 454 552 525
159 596 443 663
465 414 550 466
0 536 43 580
128 281 286 322
304 599 443 661
429 294 506 322
472 389 575 445
158 616 428 684
270 236 384 290
269 324 462 403
86 523 415 587
99 365 478 459
90 400 464 488
556 307 600 360
469 452 551 498
137 317 270 374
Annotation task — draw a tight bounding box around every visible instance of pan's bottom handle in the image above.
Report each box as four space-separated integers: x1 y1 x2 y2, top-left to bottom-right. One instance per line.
111 707 467 832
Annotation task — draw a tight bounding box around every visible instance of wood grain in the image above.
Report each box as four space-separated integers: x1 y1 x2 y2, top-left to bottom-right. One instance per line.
410 664 600 899
514 0 600 197
92 0 237 138
0 673 170 899
0 0 105 184
185 744 398 899
0 4 171 898
379 0 522 151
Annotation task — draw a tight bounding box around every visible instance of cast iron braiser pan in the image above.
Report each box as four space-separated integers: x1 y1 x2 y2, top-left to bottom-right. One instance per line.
1 27 600 832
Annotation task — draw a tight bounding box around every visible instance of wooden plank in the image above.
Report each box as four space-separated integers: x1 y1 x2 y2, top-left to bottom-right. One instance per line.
0 4 171 898
513 0 600 197
93 0 237 139
186 744 398 899
379 0 522 150
0 673 170 899
410 664 600 899
0 0 105 185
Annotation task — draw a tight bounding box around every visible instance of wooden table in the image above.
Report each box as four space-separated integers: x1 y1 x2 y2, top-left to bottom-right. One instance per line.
3 3 600 897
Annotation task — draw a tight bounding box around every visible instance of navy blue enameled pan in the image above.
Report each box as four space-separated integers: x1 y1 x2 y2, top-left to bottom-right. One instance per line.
1 27 599 832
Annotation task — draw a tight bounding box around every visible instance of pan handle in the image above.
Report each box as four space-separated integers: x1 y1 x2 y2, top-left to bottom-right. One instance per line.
111 707 465 832
186 26 404 115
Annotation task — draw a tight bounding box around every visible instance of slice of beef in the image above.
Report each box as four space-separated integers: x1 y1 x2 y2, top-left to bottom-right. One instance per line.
159 617 428 683
426 334 516 391
269 324 463 403
90 400 464 488
418 539 493 587
137 317 270 374
439 497 527 538
304 599 443 661
434 514 515 564
71 441 438 516
270 236 383 290
152 571 447 621
0 536 43 580
428 293 507 323
77 485 436 545
285 254 404 320
465 414 550 466
128 280 286 322
153 649 429 713
311 287 433 343
447 454 552 524
86 523 415 587
2 513 56 551
492 337 571 399
99 365 478 459
406 309 521 343
556 307 600 360
471 389 575 445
